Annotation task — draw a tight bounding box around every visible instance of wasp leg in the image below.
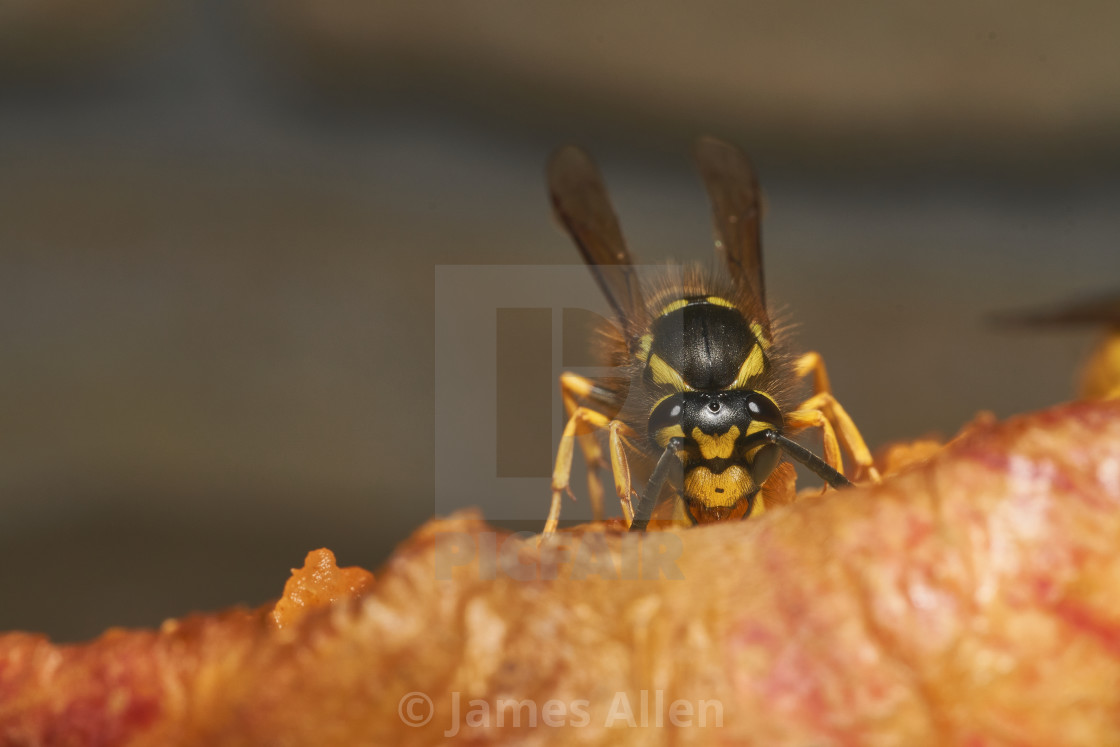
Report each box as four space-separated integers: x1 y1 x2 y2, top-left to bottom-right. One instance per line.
606 419 639 523
784 408 845 484
559 372 609 521
794 351 832 397
629 438 687 532
793 352 881 483
544 407 638 537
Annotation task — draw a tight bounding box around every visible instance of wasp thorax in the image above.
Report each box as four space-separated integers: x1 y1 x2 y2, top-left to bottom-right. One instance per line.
645 299 754 390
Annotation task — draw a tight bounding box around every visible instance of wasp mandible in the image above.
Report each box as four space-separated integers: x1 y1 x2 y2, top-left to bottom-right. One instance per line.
544 137 880 535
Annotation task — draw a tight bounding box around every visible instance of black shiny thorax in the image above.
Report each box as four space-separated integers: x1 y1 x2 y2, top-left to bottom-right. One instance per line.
645 297 754 390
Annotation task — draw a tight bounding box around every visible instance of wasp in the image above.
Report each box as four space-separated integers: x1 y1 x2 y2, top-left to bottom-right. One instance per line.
543 137 880 535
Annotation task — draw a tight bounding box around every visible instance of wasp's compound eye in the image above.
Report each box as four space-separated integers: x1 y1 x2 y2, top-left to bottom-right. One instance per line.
746 393 782 426
648 394 684 438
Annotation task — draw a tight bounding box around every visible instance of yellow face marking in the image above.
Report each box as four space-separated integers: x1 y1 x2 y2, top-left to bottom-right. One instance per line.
731 344 767 389
653 424 686 449
648 354 693 391
750 322 771 351
635 334 653 363
705 296 737 309
684 464 754 508
690 425 740 460
744 419 774 437
657 299 689 317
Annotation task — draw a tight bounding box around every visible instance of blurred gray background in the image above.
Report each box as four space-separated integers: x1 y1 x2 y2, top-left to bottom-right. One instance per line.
2 1 1119 641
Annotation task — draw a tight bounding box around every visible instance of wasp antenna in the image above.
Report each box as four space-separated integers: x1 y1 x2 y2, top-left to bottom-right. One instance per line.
762 431 853 490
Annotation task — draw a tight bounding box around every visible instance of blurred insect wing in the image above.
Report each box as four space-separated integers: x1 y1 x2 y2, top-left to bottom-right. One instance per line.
547 145 647 337
693 136 769 334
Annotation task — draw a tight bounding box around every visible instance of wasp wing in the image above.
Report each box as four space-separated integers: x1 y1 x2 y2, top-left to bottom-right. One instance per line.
992 291 1120 327
693 136 768 332
547 146 646 335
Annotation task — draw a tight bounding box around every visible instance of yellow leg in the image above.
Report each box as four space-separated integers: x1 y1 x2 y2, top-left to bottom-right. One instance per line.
784 408 844 479
559 373 607 521
793 352 881 483
543 404 639 537
545 406 610 536
794 351 832 396
607 420 638 523
798 391 881 483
